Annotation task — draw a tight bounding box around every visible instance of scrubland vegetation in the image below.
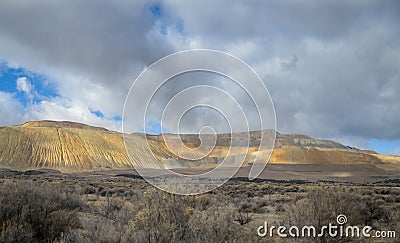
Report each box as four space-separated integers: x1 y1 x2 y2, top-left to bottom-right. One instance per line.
0 173 398 242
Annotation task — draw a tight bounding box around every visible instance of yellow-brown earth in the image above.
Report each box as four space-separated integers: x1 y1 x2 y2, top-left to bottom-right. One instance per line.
0 120 398 172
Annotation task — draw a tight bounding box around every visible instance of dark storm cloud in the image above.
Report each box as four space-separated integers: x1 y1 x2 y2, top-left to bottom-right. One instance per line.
164 0 399 43
0 0 172 81
161 0 400 147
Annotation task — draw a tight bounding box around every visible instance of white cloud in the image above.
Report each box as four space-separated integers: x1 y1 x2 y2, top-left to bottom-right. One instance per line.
0 0 176 125
16 77 33 99
0 89 120 131
28 97 121 132
0 91 25 126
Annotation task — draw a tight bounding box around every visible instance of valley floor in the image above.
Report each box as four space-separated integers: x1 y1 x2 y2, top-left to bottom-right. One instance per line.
0 167 399 242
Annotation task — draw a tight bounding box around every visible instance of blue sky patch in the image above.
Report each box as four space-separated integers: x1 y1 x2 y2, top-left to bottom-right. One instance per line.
0 62 59 106
149 4 161 17
370 138 400 155
113 115 122 121
89 109 105 119
147 3 184 36
145 121 170 134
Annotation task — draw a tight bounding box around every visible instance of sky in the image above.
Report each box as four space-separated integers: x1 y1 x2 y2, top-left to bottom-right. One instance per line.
0 0 399 155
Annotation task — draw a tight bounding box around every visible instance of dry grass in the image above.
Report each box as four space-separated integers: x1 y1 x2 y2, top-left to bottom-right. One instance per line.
0 172 398 242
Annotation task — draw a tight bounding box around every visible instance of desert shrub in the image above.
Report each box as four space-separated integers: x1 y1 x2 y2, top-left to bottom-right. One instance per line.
122 189 239 243
83 186 96 194
0 181 81 243
123 189 191 242
385 194 400 203
275 203 285 212
361 188 373 196
63 194 138 243
62 216 124 243
233 211 252 225
188 207 238 242
184 194 217 211
284 186 389 242
388 205 400 230
284 186 299 193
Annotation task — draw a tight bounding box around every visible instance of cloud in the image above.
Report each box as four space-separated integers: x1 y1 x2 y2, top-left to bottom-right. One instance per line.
0 89 121 131
0 0 399 149
16 77 33 99
0 0 177 120
160 0 400 147
0 91 25 125
280 55 298 70
29 98 121 131
389 147 400 156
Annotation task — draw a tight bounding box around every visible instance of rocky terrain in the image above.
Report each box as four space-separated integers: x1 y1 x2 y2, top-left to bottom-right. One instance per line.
0 120 399 173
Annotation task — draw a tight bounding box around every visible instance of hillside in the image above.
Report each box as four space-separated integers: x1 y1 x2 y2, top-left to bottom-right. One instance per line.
0 120 398 172
0 121 168 171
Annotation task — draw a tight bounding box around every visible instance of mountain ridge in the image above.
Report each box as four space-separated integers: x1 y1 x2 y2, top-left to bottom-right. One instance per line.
0 120 398 172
